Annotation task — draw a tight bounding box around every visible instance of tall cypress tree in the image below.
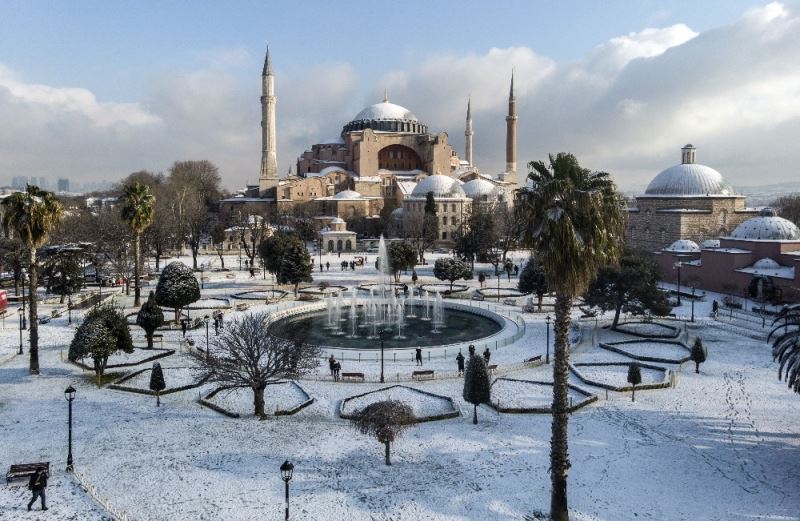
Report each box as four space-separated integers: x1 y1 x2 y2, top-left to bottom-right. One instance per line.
149 361 166 406
463 354 491 424
136 291 165 348
627 362 642 402
279 238 313 296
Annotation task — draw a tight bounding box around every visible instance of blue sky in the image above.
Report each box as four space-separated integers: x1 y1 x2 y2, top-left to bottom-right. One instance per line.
1 1 797 190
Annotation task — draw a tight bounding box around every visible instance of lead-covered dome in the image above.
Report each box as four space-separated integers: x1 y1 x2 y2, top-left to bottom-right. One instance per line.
730 208 800 241
343 98 428 135
462 179 498 200
644 145 734 197
332 190 362 200
664 239 700 253
411 175 466 198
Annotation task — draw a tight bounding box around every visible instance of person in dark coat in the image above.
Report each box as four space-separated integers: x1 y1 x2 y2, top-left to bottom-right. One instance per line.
333 360 341 381
213 316 219 336
181 319 187 337
468 344 475 357
483 348 491 363
325 261 330 271
328 354 336 379
415 347 423 366
27 466 48 511
456 351 465 376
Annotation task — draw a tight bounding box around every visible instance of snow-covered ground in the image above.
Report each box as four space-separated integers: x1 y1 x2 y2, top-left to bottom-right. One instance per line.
206 382 309 417
1 252 799 520
339 385 456 419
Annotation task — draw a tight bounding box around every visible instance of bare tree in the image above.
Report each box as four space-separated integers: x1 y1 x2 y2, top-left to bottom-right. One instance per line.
237 212 272 269
193 312 321 417
352 400 415 465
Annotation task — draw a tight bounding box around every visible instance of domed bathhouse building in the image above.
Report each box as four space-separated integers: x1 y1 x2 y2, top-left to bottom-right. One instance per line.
655 208 800 303
402 173 470 247
625 145 759 252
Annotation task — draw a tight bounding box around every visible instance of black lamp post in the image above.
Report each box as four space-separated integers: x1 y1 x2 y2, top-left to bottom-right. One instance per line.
496 271 501 303
200 264 205 290
379 329 389 383
21 270 27 330
68 291 73 325
204 315 210 360
18 309 24 355
65 385 76 472
690 286 696 323
545 315 551 364
280 460 294 521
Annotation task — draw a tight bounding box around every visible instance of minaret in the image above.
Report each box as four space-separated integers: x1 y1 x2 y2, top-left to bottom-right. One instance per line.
464 96 473 166
259 46 278 197
505 70 517 180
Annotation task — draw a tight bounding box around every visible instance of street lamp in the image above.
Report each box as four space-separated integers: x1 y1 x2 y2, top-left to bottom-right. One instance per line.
280 460 294 521
673 261 682 306
200 264 205 290
64 385 76 472
496 271 501 303
18 308 24 355
68 291 73 325
690 286 696 323
379 329 389 383
204 315 210 361
545 315 551 364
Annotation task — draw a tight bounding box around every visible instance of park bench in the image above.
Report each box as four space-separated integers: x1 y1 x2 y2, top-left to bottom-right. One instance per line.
523 355 542 367
487 364 498 374
341 372 365 382
6 462 49 485
225 273 236 279
235 303 249 311
503 298 517 306
471 294 485 301
412 370 435 381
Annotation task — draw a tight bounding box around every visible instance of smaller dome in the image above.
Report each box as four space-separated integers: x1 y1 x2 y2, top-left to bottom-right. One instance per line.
701 239 721 249
664 239 700 253
330 217 345 224
730 213 800 241
319 166 348 176
462 179 498 200
390 207 404 220
411 174 466 198
752 258 781 270
332 190 362 200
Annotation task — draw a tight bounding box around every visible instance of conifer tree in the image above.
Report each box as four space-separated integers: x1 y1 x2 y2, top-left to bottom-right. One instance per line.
690 338 707 374
136 291 165 348
278 238 313 296
69 303 134 379
155 261 200 322
149 361 166 406
463 354 491 424
627 362 642 402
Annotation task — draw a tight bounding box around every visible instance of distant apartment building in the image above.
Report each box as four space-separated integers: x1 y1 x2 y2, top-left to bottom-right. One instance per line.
57 178 70 192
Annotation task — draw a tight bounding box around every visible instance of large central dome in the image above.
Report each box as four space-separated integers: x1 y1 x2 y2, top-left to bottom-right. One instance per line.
342 98 428 135
643 145 735 197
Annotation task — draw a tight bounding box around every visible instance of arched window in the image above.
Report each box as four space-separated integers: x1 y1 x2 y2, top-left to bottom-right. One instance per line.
337 240 343 251
345 240 352 251
719 209 728 225
442 216 447 225
441 231 447 240
451 216 456 225
328 240 334 251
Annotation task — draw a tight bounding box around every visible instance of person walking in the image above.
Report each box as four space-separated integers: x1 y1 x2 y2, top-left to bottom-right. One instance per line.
415 347 423 366
456 351 465 376
483 348 491 363
328 354 336 379
213 316 219 336
218 311 224 330
468 344 475 357
325 261 330 271
181 319 187 338
27 466 48 511
333 360 341 381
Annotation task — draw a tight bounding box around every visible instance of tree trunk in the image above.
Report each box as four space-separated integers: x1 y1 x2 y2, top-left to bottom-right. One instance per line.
155 248 162 271
134 231 142 306
28 249 40 374
146 331 154 349
695 362 700 374
473 403 478 424
631 385 636 402
191 241 199 270
174 308 180 324
216 249 225 268
612 301 622 329
550 293 573 521
156 391 160 407
538 293 544 311
253 383 266 417
384 441 391 466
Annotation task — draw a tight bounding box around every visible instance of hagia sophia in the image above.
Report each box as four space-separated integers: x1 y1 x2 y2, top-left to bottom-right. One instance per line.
219 48 800 302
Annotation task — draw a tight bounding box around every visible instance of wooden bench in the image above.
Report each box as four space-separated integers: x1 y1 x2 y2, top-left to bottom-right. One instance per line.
6 462 49 484
503 298 517 306
412 370 435 381
235 303 249 311
225 273 236 279
341 372 365 382
487 364 498 374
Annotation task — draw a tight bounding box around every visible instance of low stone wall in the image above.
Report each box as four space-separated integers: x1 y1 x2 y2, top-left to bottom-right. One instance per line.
569 362 672 392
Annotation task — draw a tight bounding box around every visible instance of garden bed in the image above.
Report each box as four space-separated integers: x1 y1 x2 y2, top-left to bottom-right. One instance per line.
230 289 289 301
570 362 671 392
477 288 530 299
185 297 231 310
599 339 691 364
108 366 210 396
489 378 597 413
339 385 459 422
200 381 313 418
419 283 469 295
71 347 175 372
612 321 680 339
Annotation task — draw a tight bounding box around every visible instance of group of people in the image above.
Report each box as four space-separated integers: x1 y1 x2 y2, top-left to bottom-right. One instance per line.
454 344 491 376
180 311 224 337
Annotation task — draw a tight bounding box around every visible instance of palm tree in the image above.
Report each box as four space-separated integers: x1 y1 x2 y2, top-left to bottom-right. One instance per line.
769 304 800 394
1 185 64 374
516 153 623 521
121 182 156 306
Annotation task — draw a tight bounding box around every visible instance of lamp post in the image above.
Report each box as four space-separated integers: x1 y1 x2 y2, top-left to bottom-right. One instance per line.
204 315 210 361
690 286 696 323
280 460 294 521
545 315 551 364
68 291 73 325
673 261 682 306
200 264 205 290
18 309 24 355
497 271 501 303
379 329 389 383
65 385 76 472
21 269 27 330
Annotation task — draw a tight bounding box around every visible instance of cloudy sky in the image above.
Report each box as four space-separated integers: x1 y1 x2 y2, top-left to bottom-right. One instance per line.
1 1 798 191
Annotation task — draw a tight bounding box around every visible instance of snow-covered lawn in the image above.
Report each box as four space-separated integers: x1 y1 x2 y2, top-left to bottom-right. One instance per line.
614 321 680 338
339 385 457 420
573 363 667 387
601 340 691 363
205 381 310 417
73 347 173 369
491 378 593 410
114 366 203 391
1 253 799 520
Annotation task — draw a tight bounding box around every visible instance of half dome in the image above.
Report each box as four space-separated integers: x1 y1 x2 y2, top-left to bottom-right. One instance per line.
752 258 781 270
411 175 466 198
730 209 800 241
